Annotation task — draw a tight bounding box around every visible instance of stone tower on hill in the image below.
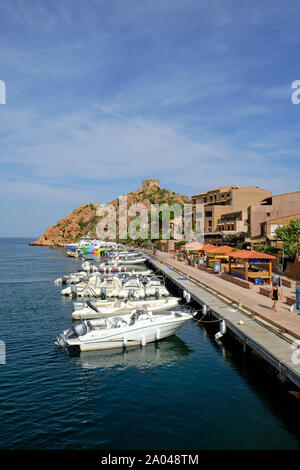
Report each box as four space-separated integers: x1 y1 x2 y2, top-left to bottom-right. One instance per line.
142 179 160 191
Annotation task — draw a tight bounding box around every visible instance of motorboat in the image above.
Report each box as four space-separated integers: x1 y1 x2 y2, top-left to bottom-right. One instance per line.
108 251 140 259
72 296 180 320
66 251 79 258
117 278 146 300
55 308 195 351
61 274 122 298
99 262 129 274
65 233 119 255
144 277 169 297
106 256 146 265
55 271 89 285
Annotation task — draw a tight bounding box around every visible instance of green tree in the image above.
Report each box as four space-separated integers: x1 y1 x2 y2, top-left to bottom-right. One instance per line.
275 218 300 258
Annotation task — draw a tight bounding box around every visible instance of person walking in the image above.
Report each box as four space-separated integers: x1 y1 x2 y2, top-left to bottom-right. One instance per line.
271 283 279 312
272 274 283 300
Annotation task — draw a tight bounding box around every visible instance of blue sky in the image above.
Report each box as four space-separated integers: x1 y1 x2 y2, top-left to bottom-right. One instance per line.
0 0 300 237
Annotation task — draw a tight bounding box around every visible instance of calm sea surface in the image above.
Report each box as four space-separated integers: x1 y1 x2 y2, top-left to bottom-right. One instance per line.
0 238 299 450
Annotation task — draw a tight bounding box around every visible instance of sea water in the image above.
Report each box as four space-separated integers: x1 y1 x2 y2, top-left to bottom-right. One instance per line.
0 238 299 450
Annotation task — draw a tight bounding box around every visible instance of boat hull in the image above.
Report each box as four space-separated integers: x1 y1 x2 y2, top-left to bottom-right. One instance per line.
72 297 179 320
76 318 187 351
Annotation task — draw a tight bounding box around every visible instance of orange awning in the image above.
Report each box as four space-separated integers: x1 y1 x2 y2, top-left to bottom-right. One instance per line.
226 249 276 260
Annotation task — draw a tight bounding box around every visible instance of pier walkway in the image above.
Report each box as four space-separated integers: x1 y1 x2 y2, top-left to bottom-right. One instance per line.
144 250 300 339
143 250 300 389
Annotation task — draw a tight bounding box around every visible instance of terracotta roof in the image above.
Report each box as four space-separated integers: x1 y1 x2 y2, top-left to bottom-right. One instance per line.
184 242 215 251
205 245 234 254
226 249 276 260
184 242 204 250
200 243 216 251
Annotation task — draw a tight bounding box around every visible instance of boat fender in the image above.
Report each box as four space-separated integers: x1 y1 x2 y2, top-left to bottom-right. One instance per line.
215 331 223 341
140 335 146 346
155 328 161 341
129 288 134 300
215 320 226 341
202 304 207 315
155 288 159 298
123 334 127 346
185 292 191 303
183 290 187 299
220 320 227 335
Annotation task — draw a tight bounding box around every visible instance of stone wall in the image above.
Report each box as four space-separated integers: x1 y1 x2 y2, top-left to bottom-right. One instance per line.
142 179 160 191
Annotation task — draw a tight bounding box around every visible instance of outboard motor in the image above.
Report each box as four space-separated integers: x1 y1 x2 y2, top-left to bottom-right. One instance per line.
72 321 87 337
129 288 134 300
55 321 87 348
71 285 77 298
101 286 106 300
55 333 68 348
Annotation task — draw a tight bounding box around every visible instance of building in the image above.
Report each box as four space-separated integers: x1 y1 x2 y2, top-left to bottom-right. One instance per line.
142 179 160 191
192 185 272 240
260 213 300 247
248 191 300 240
157 240 176 252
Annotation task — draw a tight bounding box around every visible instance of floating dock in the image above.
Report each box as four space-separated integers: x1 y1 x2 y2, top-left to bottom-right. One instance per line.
146 256 300 390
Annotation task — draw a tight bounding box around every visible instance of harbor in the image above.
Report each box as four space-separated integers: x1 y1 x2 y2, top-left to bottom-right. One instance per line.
1 238 300 450
0 240 300 450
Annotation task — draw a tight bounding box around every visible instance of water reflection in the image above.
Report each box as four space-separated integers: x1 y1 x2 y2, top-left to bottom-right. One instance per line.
69 336 192 371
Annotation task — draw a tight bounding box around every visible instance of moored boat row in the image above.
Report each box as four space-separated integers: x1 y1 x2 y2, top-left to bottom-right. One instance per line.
55 248 195 352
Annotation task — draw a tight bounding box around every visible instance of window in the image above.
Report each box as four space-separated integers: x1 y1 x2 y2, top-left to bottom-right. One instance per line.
208 220 212 227
266 212 270 217
205 211 212 217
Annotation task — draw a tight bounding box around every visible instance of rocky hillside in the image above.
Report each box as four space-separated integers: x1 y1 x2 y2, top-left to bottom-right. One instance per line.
30 180 191 246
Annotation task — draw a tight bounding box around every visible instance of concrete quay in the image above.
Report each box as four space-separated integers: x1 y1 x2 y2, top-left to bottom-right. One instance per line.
143 250 300 390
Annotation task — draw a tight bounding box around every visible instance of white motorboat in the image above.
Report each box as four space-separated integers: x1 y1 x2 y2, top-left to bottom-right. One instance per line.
106 256 146 265
55 309 195 351
99 263 129 273
117 278 145 300
72 296 180 320
55 271 89 285
144 277 169 297
61 274 122 298
81 261 99 273
108 251 140 259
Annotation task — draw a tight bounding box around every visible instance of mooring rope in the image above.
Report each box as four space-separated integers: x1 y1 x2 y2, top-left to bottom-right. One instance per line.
192 311 224 326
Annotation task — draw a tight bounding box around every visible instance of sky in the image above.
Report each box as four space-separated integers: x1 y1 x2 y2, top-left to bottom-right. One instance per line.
1 0 300 237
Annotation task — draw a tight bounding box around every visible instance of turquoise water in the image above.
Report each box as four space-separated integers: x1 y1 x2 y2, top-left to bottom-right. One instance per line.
0 238 299 450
